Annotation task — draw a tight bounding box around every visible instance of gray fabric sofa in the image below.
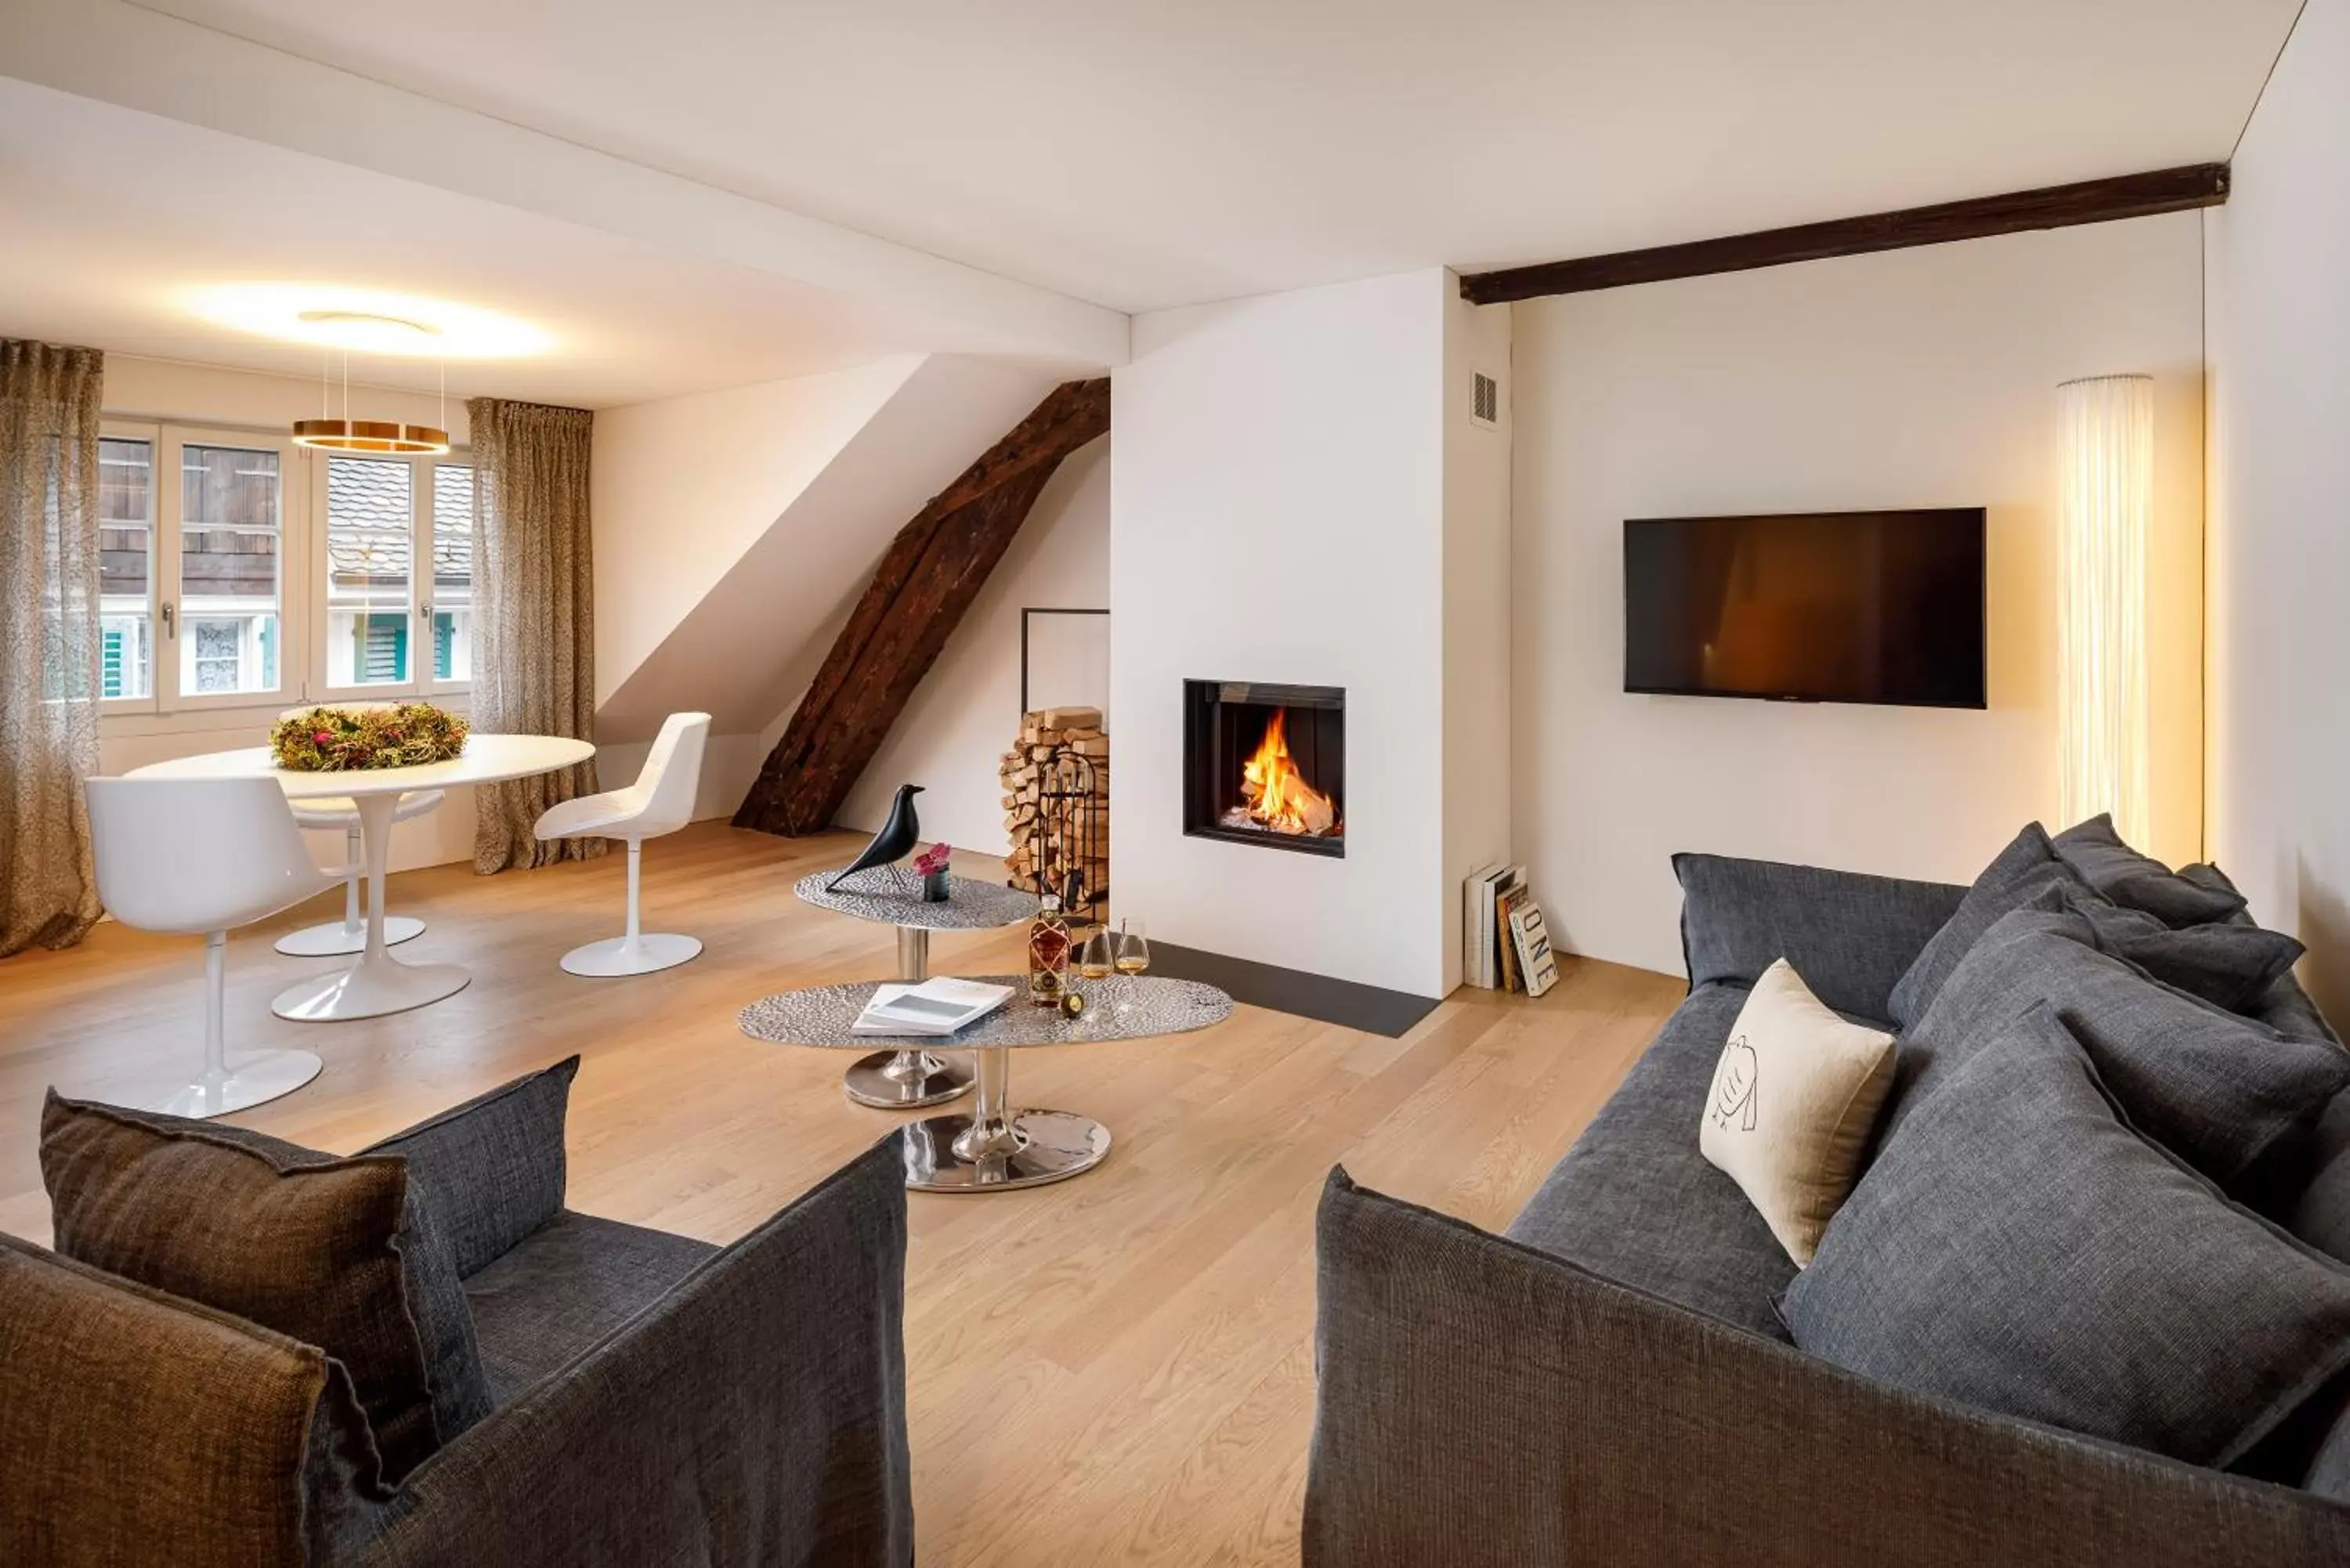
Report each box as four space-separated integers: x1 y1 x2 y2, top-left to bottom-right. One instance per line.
2 1070 913 1568
1305 856 2350 1566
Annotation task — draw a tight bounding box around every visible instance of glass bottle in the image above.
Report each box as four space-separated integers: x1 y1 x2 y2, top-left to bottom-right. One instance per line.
1028 892 1070 1007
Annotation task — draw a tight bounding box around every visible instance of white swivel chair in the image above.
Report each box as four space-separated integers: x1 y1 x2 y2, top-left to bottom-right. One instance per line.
533 711 711 977
84 776 346 1117
277 790 446 956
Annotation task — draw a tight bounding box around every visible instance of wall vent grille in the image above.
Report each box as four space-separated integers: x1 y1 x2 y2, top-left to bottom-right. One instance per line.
1471 371 1500 428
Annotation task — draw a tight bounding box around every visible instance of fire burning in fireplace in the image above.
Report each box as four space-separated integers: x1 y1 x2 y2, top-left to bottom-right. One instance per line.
1226 708 1340 838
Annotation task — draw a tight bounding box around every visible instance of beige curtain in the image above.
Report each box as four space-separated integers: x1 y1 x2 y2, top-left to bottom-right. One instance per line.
0 340 105 955
468 397 604 873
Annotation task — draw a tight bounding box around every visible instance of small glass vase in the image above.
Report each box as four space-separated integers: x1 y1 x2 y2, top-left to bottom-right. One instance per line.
921 867 951 902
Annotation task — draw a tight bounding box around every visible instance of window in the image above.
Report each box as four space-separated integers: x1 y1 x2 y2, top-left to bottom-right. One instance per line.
314 450 471 700
432 464 473 684
178 443 282 697
97 419 471 718
98 436 154 700
324 456 414 687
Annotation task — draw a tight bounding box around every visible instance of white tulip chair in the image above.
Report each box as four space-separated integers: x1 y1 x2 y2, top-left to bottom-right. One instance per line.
533 712 711 977
84 776 347 1117
277 790 446 956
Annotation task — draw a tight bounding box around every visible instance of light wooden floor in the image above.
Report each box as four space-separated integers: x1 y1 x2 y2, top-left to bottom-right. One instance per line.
0 821 1679 1566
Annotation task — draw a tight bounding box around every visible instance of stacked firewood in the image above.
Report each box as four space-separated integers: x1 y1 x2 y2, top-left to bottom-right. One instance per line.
1001 706 1109 915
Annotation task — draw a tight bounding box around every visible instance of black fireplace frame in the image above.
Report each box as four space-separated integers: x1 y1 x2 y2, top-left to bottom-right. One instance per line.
1183 679 1346 859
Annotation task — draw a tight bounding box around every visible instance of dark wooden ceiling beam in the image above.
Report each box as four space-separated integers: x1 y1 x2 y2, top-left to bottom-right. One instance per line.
736 377 1110 838
1459 163 2229 305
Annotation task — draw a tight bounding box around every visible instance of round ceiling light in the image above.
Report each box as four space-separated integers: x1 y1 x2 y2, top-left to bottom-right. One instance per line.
184 283 552 358
291 417 450 454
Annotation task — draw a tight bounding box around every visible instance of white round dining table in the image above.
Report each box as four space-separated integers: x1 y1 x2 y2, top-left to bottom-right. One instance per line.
128 734 595 1022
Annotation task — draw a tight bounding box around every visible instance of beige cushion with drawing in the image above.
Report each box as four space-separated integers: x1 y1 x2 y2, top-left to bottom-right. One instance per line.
1700 958 1896 1266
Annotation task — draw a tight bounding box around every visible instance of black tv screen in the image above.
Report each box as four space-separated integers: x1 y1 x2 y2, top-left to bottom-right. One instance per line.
1624 508 1986 708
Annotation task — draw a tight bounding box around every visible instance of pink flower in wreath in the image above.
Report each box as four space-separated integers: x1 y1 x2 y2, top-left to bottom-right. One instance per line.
313 731 333 746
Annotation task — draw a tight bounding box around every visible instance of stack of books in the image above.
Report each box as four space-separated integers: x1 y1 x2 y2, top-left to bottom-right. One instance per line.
1462 863 1559 999
851 977 1016 1036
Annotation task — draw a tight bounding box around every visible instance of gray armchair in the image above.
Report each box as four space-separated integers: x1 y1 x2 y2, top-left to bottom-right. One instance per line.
0 1061 913 1568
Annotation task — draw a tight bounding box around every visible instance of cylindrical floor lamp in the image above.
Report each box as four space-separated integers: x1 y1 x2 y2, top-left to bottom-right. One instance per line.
2056 374 2154 845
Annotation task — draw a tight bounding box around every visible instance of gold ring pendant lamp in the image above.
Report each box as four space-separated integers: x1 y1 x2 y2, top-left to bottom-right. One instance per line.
291 311 452 455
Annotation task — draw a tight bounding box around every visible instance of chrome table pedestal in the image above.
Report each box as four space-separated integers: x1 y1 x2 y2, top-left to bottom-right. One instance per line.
841 929 974 1109
896 1046 1112 1191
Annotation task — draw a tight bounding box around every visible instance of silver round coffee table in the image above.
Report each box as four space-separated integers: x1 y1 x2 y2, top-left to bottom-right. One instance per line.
739 973 1232 1191
793 869 1040 1108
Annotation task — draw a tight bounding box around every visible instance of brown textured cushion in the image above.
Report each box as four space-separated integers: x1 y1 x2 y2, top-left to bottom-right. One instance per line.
0 1230 385 1568
40 1095 450 1483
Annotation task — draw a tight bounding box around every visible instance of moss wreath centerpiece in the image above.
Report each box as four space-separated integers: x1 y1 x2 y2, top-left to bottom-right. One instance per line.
270 703 470 771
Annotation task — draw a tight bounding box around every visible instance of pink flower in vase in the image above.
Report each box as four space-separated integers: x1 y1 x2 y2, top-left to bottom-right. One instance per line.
913 843 952 877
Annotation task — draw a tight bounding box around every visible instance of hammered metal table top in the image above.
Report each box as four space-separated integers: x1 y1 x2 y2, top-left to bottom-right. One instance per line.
793 869 1040 931
739 974 1233 1051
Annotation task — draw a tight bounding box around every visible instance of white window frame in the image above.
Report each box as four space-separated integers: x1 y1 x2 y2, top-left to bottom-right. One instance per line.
307 446 474 705
162 424 305 715
99 421 306 717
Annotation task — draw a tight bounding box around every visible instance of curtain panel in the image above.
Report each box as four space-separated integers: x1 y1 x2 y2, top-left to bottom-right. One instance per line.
467 397 604 873
0 340 105 955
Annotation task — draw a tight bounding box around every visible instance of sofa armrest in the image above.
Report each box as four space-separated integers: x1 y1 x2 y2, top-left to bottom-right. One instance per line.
1674 851 1964 1020
349 1139 913 1568
1306 1169 2350 1568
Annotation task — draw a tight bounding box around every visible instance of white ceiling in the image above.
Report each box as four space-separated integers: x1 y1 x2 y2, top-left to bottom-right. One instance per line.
140 0 2298 313
0 76 930 406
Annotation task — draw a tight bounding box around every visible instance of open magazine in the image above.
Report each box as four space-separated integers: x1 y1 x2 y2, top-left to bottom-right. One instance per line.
851 977 1016 1037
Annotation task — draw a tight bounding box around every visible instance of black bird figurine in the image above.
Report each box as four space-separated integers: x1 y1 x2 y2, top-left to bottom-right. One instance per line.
826 784 925 893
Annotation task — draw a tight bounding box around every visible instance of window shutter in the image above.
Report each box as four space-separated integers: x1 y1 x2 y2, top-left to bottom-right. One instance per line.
362 616 407 683
102 627 125 699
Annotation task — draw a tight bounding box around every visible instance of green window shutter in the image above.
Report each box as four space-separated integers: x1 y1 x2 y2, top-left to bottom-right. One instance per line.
361 616 408 682
102 627 125 699
435 613 454 681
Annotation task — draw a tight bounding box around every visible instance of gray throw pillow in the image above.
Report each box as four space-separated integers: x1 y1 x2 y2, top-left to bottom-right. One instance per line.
39 1094 481 1483
1672 852 1962 1024
2179 862 2341 1045
1886 823 2095 1029
1884 906 2350 1199
1784 1002 2350 1469
2055 813 2248 927
2063 890 2306 1015
363 1054 578 1279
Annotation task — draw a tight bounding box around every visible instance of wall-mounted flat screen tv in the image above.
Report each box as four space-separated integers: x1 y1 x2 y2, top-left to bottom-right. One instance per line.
1624 508 1986 708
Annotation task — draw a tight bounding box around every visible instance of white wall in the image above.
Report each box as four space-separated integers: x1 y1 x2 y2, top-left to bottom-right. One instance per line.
591 355 1068 745
1514 215 2207 977
2206 0 2350 1020
591 356 921 713
841 436 1108 854
1112 269 1455 997
1442 285 1515 992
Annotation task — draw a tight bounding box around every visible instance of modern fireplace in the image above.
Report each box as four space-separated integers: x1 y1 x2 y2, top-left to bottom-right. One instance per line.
1183 680 1345 858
